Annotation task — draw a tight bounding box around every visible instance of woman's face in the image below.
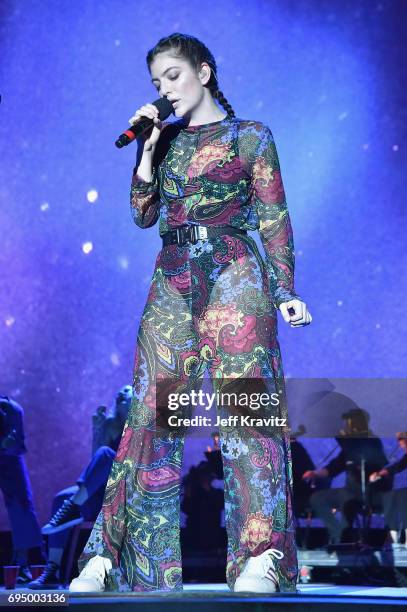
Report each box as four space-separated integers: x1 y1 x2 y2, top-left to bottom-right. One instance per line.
149 51 209 118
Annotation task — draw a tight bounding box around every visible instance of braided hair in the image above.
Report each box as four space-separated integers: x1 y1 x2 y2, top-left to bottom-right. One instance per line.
146 33 236 118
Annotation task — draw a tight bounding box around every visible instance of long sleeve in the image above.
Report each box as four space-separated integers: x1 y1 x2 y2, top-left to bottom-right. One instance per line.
247 123 302 309
130 134 161 229
324 450 346 478
386 453 407 476
130 166 160 228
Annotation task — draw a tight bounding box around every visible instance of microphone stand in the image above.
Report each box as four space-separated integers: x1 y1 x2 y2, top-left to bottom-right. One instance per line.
358 457 370 544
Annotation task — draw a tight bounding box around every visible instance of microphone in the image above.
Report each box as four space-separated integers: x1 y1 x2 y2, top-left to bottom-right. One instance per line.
115 97 175 148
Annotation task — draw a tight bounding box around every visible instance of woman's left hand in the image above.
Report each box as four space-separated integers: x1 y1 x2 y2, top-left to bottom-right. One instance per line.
279 299 312 327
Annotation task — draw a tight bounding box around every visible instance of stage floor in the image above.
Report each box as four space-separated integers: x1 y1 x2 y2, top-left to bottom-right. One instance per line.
1 583 407 611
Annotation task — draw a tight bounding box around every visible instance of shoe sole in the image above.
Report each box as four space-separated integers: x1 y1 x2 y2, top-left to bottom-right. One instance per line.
234 577 278 593
42 518 83 534
69 581 105 593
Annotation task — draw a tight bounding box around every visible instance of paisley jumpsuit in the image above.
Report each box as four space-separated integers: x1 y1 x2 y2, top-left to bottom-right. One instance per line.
77 115 301 592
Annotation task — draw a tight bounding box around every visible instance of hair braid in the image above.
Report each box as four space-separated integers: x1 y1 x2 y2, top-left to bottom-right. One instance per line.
146 33 236 118
211 88 235 118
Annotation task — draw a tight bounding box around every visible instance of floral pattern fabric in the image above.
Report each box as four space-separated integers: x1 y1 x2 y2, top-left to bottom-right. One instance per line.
77 115 300 592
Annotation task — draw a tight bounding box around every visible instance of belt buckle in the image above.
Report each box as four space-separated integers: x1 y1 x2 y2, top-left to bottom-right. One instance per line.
189 225 207 245
176 226 187 246
195 226 208 242
175 225 207 246
189 225 198 245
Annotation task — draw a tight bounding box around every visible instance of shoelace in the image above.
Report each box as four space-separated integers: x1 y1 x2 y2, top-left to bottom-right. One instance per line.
36 563 59 582
50 499 76 525
262 549 284 582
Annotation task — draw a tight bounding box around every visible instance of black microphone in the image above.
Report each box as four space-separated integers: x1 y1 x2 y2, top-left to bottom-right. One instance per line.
115 97 175 148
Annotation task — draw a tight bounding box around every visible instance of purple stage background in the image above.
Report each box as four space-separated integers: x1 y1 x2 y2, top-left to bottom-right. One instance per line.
1 0 406 531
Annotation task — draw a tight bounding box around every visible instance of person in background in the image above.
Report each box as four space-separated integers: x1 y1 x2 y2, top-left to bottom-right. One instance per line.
370 431 407 550
27 385 133 589
290 435 319 518
0 396 44 584
181 460 225 550
204 431 223 480
302 408 392 545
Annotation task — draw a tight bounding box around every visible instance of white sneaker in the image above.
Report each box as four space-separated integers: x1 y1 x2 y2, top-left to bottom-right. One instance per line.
234 548 284 593
69 555 112 592
391 542 406 553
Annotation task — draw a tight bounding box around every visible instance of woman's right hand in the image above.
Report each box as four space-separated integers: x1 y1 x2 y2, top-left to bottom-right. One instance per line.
128 103 163 152
302 468 329 481
369 468 389 482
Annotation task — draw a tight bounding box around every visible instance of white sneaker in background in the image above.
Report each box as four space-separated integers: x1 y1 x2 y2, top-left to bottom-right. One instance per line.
233 548 284 593
69 555 112 592
391 542 406 553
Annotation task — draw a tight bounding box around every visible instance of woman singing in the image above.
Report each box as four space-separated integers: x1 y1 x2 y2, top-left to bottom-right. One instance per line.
69 32 312 594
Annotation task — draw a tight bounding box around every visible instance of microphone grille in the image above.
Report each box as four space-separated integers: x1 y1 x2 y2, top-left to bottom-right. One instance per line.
153 97 175 121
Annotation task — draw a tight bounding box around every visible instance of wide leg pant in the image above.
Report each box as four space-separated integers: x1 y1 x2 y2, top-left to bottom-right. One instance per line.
77 233 298 592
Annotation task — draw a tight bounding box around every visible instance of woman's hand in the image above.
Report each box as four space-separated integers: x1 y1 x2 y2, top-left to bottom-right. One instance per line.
279 299 312 327
128 103 163 152
369 468 389 483
92 405 107 429
302 468 329 481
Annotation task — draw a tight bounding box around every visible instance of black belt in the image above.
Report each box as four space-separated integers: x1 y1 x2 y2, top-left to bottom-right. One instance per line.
162 224 247 247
